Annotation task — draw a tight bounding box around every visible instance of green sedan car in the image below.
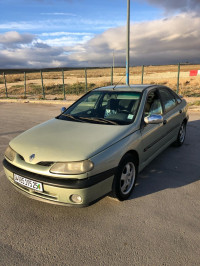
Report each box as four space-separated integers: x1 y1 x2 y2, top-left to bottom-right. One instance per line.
3 85 188 206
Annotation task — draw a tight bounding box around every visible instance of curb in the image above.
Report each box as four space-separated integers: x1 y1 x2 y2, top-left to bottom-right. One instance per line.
0 98 200 111
0 99 75 106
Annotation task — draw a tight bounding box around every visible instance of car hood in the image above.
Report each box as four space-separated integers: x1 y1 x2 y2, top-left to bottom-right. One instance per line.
10 118 136 163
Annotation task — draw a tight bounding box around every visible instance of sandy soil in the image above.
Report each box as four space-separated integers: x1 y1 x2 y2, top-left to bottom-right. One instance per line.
0 65 200 98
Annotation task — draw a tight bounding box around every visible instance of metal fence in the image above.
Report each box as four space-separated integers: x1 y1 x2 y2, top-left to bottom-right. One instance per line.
0 64 200 100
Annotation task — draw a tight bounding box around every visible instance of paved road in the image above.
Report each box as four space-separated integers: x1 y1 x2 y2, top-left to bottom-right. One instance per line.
0 103 200 266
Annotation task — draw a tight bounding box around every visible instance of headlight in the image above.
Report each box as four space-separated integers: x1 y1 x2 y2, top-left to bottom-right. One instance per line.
5 146 16 161
50 160 94 175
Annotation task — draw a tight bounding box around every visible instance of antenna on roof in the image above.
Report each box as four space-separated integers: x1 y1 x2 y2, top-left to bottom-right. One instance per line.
112 75 126 90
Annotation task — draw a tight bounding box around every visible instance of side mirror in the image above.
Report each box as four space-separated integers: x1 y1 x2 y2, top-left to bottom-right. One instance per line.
144 114 163 124
61 107 66 113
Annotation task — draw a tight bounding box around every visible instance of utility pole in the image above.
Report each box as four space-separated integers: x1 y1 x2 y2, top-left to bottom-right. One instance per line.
113 50 115 75
126 0 130 85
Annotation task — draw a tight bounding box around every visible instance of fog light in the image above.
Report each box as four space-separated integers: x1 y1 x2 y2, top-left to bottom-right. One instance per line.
70 194 82 204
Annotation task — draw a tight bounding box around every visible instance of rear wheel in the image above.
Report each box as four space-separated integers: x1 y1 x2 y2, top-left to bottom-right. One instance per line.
113 154 138 201
174 122 186 146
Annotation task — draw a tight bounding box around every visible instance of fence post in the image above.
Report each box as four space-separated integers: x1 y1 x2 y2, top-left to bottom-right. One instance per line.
85 68 87 92
141 65 144 84
111 66 113 85
40 70 45 99
62 69 66 100
3 72 8 98
24 72 26 98
177 63 180 94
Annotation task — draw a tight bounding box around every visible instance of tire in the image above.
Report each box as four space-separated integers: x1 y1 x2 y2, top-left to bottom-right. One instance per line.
113 154 138 201
174 122 186 146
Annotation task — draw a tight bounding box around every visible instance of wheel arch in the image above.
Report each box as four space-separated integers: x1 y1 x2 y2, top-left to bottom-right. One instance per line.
122 150 139 169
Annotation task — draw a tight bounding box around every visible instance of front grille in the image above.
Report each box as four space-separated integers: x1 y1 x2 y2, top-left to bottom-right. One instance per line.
37 162 54 167
18 154 53 167
18 154 25 161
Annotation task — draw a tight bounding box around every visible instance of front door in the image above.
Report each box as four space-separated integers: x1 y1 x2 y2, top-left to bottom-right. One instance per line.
140 89 167 163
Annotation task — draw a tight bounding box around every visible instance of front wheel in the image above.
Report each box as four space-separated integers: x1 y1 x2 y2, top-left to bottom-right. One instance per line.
174 122 186 146
113 154 138 201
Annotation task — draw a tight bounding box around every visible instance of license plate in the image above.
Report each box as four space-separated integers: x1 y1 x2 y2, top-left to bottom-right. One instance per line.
14 173 43 192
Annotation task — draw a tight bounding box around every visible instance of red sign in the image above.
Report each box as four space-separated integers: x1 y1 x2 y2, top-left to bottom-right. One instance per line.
190 70 198 76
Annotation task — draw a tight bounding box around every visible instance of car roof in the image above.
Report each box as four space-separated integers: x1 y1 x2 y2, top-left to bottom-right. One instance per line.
93 84 157 92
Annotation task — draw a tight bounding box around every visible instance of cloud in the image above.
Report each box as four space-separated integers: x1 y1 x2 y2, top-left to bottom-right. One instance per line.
0 45 68 69
67 12 200 66
40 32 93 37
0 13 200 68
0 18 123 33
144 0 200 12
40 12 77 16
0 31 35 47
38 32 94 47
37 35 92 47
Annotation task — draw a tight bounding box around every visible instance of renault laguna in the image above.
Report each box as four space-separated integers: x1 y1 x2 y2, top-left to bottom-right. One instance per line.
3 85 188 206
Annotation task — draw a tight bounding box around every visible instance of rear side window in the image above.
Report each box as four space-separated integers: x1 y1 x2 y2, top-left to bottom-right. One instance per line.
171 90 182 104
159 88 177 113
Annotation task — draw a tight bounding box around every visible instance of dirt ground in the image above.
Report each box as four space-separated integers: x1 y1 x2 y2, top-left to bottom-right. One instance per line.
0 65 200 98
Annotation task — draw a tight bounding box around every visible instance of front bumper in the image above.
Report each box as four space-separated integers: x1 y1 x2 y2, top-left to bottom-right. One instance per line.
3 159 115 207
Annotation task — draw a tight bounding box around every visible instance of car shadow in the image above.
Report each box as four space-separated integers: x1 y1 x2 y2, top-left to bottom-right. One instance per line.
129 118 200 200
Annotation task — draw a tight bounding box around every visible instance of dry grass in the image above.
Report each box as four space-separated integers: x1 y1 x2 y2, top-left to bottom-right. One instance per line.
0 65 200 99
188 100 200 106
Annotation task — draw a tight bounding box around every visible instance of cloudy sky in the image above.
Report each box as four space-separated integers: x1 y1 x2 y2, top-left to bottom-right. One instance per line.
0 0 200 69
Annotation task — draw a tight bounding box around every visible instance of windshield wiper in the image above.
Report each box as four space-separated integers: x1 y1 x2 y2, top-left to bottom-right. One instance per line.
61 114 85 122
79 117 118 125
96 117 118 125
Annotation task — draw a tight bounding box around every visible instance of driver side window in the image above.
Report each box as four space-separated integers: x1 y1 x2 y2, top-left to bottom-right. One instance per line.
144 90 163 117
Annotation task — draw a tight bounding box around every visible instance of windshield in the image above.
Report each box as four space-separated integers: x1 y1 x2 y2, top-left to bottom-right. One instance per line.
58 90 141 125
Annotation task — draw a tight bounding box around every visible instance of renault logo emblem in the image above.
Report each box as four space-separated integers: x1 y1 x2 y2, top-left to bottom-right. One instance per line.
29 154 35 162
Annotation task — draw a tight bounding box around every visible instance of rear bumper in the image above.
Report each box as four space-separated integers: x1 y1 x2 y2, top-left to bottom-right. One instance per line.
3 159 115 207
